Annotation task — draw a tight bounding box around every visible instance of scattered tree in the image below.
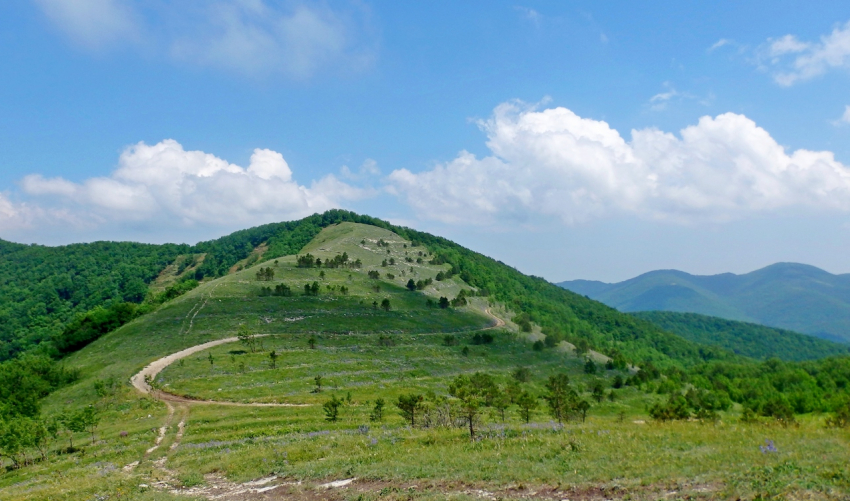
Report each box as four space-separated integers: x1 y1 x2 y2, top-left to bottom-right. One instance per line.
396 393 425 427
313 375 323 393
370 398 386 422
543 373 572 424
323 395 342 422
381 298 391 311
269 350 278 369
516 391 538 423
237 324 258 353
448 375 485 439
308 335 317 349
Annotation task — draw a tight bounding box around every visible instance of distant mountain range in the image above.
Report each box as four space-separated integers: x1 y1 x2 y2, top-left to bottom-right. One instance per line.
558 263 850 344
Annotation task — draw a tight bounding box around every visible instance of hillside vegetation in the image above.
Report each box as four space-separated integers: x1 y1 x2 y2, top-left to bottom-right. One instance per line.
559 264 850 343
1 214 849 500
633 311 850 361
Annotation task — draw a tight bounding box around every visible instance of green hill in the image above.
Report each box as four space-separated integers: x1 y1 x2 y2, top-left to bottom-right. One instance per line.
632 311 850 361
2 213 849 500
559 263 850 343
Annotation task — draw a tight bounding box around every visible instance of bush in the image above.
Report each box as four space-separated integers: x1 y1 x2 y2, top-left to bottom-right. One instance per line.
53 302 138 355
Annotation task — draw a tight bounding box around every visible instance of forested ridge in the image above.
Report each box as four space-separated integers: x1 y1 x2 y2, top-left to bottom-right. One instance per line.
633 311 850 362
0 240 189 360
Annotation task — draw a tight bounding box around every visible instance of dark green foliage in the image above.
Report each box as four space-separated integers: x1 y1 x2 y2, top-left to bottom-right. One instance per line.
323 395 342 422
438 297 449 309
396 393 424 426
406 279 416 291
443 335 457 346
0 355 77 419
543 373 572 424
53 302 138 356
451 289 469 307
826 400 850 428
688 356 850 416
368 270 380 280
471 332 494 345
532 340 544 351
145 279 199 307
255 267 274 281
0 239 188 360
381 298 391 311
584 358 597 374
448 374 493 438
649 388 731 422
632 311 849 362
512 366 531 383
515 390 538 423
259 284 293 297
369 398 385 422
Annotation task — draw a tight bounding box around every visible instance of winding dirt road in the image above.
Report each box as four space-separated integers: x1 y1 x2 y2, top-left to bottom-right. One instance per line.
131 306 506 404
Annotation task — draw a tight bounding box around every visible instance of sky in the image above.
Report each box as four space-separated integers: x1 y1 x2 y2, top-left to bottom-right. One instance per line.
1 1 850 282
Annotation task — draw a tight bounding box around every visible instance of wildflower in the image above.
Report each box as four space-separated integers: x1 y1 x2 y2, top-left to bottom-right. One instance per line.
759 439 778 454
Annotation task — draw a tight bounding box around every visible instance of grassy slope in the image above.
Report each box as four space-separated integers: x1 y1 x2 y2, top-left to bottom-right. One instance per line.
633 311 850 362
3 221 850 500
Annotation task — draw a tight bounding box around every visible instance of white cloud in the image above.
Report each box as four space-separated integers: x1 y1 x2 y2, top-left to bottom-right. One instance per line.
834 105 850 126
34 0 139 49
708 38 732 52
340 158 380 180
16 139 367 229
387 101 850 226
761 21 850 86
33 0 374 78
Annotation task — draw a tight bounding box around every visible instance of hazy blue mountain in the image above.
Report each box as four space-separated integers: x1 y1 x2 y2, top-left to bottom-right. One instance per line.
558 263 850 343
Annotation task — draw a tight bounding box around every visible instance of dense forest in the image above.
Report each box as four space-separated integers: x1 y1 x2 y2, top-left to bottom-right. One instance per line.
633 311 850 362
0 240 189 360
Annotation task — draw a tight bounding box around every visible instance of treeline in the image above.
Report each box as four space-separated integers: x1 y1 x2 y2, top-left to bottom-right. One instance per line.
632 311 850 362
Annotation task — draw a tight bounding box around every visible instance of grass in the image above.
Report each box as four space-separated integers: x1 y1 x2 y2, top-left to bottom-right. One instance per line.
2 223 849 500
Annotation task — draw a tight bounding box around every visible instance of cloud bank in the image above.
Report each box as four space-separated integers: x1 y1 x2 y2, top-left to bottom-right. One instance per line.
33 0 375 78
1 140 365 233
388 101 850 225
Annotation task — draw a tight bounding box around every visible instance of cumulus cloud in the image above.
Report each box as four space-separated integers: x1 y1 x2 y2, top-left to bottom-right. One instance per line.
387 101 850 225
13 139 366 230
761 21 850 86
33 0 375 78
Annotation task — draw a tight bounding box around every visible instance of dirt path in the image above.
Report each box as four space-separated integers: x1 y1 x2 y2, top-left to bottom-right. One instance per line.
484 307 506 328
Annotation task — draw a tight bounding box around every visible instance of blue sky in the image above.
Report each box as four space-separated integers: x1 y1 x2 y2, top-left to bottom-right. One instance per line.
2 1 850 282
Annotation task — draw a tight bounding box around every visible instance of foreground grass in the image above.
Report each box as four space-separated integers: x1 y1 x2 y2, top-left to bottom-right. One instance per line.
3 406 848 500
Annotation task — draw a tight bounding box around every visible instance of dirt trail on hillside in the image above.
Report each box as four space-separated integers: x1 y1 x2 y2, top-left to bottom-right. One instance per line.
132 306 507 405
130 334 310 407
